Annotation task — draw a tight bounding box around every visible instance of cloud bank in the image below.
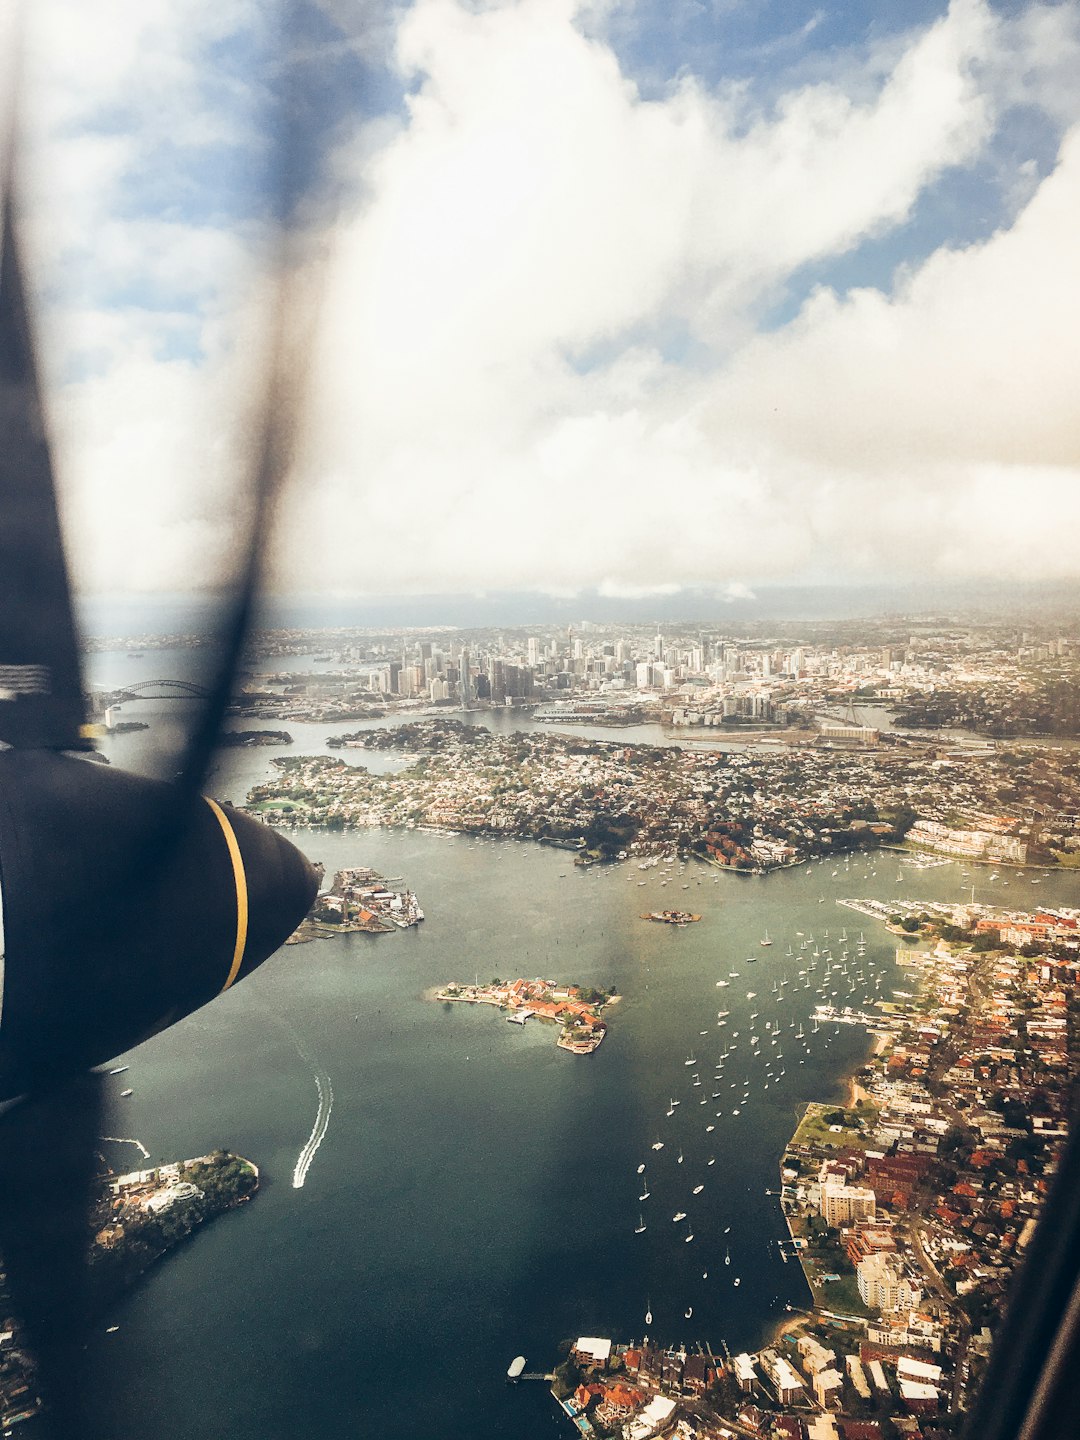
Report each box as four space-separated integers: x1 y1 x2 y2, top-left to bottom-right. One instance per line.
11 0 1080 600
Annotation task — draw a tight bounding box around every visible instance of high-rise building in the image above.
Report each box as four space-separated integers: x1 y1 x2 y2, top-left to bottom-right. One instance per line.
821 1180 876 1228
460 648 472 707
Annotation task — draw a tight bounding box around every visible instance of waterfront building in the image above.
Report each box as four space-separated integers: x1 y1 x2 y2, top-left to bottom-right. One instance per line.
572 1337 612 1371
820 722 879 745
732 1353 759 1393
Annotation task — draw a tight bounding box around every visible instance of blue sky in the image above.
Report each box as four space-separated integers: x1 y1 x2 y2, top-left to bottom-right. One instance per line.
11 0 1080 599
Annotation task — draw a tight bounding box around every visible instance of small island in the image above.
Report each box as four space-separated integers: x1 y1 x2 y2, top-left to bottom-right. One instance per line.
219 729 293 747
289 866 424 942
435 977 614 1054
640 909 701 925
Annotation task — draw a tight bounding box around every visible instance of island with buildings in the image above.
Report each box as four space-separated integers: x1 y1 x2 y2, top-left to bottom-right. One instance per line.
435 976 614 1054
288 866 424 942
0 1150 258 1430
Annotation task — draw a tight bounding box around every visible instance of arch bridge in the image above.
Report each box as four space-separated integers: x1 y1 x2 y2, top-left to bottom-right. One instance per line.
113 679 211 701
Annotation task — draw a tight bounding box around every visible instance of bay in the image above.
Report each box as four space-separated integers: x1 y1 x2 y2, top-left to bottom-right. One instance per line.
65 656 1080 1439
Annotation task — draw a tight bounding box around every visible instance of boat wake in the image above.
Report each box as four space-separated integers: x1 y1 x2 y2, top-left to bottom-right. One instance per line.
100 1136 150 1160
293 1071 334 1189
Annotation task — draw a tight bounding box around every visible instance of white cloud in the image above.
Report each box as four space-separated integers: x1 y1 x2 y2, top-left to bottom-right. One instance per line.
9 0 1080 600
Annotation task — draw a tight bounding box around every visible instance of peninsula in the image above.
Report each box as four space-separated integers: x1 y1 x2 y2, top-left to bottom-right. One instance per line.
435 976 614 1054
0 1149 258 1429
244 715 1080 875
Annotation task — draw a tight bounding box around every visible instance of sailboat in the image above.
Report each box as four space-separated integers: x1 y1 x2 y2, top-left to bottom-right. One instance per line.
639 1188 651 1201
645 1303 652 1326
635 1213 647 1234
684 1306 693 1319
725 1246 731 1265
760 929 772 946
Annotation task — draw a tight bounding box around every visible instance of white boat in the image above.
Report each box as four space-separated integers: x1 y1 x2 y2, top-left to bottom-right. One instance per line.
645 1304 652 1325
635 1214 646 1234
760 930 772 946
637 1163 646 1174
725 1247 730 1265
707 1156 716 1165
734 1276 741 1286
652 1140 665 1151
120 1088 134 1097
693 1184 704 1195
639 1189 650 1200
684 1306 692 1318
673 1211 687 1222
684 1232 694 1243
677 1150 684 1163
109 1066 129 1076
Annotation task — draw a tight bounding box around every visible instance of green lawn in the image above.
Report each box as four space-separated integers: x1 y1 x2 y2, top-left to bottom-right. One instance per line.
790 1101 880 1153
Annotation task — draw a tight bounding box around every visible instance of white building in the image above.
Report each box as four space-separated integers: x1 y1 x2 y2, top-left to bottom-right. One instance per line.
857 1252 923 1313
623 1394 676 1440
821 1178 877 1228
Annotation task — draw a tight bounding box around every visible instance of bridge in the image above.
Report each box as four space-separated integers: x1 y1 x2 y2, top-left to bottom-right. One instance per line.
110 679 210 701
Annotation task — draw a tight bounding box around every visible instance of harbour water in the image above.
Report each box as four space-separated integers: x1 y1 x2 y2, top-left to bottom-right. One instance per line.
69 660 1080 1439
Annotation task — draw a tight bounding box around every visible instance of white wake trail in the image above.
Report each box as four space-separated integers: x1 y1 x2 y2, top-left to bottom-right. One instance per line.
292 1072 333 1189
101 1136 150 1159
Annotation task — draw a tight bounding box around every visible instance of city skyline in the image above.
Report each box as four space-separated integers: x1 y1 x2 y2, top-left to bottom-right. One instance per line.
8 0 1080 602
